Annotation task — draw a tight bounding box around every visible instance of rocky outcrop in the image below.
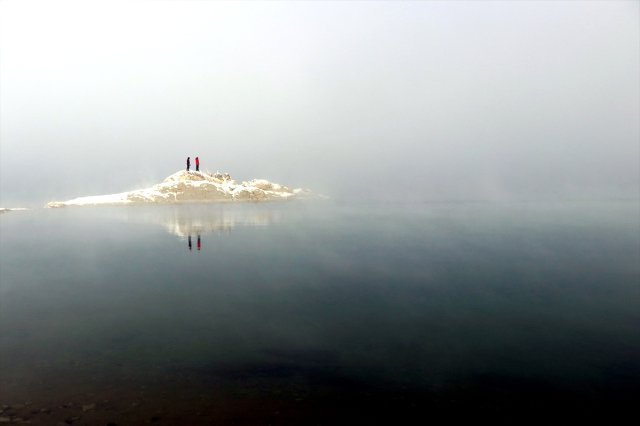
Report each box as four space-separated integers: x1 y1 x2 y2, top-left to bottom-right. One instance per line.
47 171 311 208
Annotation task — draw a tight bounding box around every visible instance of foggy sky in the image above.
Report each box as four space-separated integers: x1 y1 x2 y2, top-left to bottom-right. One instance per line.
1 0 638 206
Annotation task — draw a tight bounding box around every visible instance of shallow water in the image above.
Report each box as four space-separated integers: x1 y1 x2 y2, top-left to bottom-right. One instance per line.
1 201 638 424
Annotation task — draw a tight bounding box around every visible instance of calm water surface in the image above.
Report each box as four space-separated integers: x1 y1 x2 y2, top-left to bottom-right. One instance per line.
1 201 638 424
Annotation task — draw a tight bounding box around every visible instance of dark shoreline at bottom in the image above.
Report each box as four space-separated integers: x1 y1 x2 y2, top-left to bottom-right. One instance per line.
1 372 636 425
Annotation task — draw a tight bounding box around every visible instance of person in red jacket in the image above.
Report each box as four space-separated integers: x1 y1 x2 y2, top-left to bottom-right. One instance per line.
195 156 200 172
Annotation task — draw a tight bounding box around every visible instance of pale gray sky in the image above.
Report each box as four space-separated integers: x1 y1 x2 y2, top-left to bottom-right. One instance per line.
1 0 638 206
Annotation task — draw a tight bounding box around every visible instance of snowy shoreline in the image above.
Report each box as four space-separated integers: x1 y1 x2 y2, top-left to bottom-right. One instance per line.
0 208 28 214
46 170 312 208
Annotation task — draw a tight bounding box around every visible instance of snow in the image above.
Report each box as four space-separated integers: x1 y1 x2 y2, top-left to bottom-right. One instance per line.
0 208 28 213
46 170 312 208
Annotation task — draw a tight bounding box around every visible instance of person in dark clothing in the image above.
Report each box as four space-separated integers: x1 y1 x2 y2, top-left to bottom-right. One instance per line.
195 157 200 172
188 235 192 251
197 235 201 251
186 157 191 172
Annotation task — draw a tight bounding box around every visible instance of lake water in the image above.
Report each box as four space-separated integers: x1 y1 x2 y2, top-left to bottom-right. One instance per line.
1 200 638 424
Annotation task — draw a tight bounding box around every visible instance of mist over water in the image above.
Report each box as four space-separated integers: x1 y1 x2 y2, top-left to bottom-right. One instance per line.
0 1 638 424
1 1 638 206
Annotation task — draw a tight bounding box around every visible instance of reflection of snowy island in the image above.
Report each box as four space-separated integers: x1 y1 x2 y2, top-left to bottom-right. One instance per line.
47 171 312 208
157 208 276 237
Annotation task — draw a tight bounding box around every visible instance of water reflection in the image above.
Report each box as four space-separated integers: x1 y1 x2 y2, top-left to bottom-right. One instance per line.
123 205 280 238
163 210 274 238
187 234 202 251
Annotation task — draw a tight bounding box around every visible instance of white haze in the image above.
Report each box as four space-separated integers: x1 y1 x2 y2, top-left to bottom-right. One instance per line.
0 0 638 206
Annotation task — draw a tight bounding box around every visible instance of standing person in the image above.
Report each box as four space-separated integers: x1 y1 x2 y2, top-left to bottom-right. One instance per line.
186 157 191 172
195 156 200 172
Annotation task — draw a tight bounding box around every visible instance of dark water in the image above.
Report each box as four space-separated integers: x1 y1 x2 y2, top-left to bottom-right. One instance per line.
1 201 639 424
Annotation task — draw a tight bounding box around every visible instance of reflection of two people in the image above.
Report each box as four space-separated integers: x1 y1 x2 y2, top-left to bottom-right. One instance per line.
187 235 201 251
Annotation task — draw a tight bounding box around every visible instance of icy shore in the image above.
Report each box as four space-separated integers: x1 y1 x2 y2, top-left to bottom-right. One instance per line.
46 170 311 208
0 207 28 213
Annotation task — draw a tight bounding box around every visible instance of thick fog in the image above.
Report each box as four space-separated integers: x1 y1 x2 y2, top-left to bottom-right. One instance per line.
1 0 638 206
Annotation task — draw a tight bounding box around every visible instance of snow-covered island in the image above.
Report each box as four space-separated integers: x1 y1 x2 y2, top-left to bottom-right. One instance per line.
46 170 312 208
